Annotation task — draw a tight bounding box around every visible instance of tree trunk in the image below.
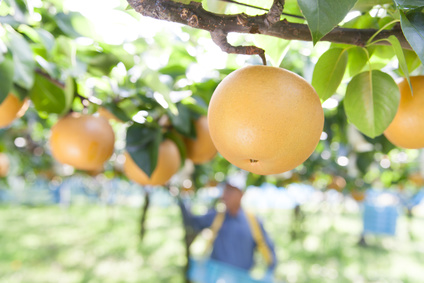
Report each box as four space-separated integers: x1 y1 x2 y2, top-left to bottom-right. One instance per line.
139 191 151 242
179 202 199 283
290 204 305 240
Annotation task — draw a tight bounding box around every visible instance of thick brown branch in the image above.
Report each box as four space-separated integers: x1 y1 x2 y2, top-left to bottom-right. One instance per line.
127 0 411 50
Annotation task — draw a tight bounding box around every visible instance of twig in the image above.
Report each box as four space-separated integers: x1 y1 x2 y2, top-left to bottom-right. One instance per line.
210 29 266 65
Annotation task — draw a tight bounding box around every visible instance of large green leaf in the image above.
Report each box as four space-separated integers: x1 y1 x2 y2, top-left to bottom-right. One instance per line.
6 28 35 89
181 96 208 116
393 0 424 8
400 9 424 65
387 35 412 91
18 25 55 53
36 29 55 52
167 103 193 136
312 48 348 101
353 0 393 12
126 125 162 178
56 12 97 40
29 73 70 114
55 12 81 38
52 36 76 69
400 49 422 76
84 52 120 76
344 70 400 138
298 0 358 44
346 47 368 77
1 0 28 24
0 56 14 104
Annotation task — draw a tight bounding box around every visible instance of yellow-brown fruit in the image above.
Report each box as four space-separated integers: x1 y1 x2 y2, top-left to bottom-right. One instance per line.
351 190 365 202
0 153 10 177
184 116 217 164
328 176 347 191
0 94 29 128
384 76 424 149
208 65 324 175
123 139 181 186
408 172 424 187
50 113 115 171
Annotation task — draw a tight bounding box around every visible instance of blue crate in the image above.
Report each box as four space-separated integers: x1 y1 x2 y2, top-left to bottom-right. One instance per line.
363 203 399 236
188 258 272 283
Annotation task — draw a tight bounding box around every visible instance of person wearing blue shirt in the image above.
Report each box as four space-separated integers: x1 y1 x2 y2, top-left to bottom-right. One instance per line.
179 174 277 281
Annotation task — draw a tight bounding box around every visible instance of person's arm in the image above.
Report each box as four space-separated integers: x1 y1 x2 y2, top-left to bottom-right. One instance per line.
178 197 216 232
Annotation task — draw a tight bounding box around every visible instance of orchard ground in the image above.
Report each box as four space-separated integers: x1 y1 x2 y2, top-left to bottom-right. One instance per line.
1 186 424 283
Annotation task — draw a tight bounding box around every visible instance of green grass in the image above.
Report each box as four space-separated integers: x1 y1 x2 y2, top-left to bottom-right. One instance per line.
0 204 423 283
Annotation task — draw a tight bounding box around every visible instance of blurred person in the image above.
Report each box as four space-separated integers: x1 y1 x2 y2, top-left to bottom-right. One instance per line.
179 172 277 281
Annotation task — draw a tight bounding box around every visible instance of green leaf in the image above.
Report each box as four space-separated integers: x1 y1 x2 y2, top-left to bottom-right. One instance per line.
0 56 14 104
346 47 368 77
164 131 186 167
36 29 55 52
85 52 120 76
401 49 422 75
356 151 375 175
2 0 27 24
344 70 400 138
64 76 75 114
393 0 424 8
29 73 69 114
298 0 358 44
126 125 162 178
171 0 202 3
144 72 178 115
204 0 228 13
52 36 76 69
168 103 192 136
56 12 98 40
387 35 412 92
253 35 290 67
181 96 208 116
353 0 394 12
400 9 424 65
55 12 81 38
12 83 29 101
18 25 55 52
6 28 35 89
312 48 348 101
102 103 131 122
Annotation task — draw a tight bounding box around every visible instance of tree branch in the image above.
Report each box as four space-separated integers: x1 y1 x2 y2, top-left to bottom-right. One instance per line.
211 29 266 65
265 0 285 27
127 0 411 50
